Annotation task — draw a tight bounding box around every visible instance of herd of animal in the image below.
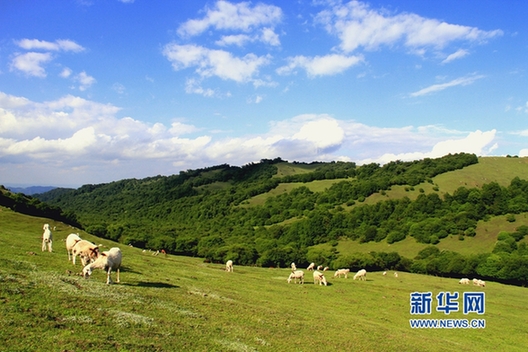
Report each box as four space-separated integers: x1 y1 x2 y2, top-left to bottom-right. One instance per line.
459 277 486 287
41 223 488 289
286 263 369 286
41 224 122 284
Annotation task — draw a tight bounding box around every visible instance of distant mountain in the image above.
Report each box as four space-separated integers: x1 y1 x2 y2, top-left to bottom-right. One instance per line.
7 186 58 195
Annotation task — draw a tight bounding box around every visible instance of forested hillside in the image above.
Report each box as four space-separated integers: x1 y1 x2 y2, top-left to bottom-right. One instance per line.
32 153 528 285
0 186 79 227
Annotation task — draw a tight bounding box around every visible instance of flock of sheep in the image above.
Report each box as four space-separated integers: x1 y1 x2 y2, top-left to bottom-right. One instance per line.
42 223 488 289
286 263 368 286
459 277 486 287
41 224 122 285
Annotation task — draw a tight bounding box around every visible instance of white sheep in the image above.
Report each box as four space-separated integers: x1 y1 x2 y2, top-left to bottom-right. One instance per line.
287 270 304 284
291 262 297 271
307 263 315 271
333 268 350 278
71 239 100 266
459 278 470 285
82 247 122 285
317 265 323 271
323 266 329 271
383 271 387 276
225 260 234 272
41 223 53 252
394 272 399 278
476 279 486 287
65 233 82 261
472 278 479 285
353 269 367 281
313 270 327 286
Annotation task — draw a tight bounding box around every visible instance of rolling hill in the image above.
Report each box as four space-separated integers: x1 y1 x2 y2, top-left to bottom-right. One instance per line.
0 207 526 351
9 154 528 285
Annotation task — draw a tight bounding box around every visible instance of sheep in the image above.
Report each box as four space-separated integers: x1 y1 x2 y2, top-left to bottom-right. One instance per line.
459 278 470 285
383 271 387 276
307 263 315 271
472 278 479 285
287 270 304 284
353 269 367 281
313 270 327 286
317 265 323 271
82 247 122 285
394 272 399 278
291 262 297 271
71 240 100 266
476 279 486 287
225 260 234 272
41 223 53 252
333 268 350 278
65 233 82 261
323 266 329 271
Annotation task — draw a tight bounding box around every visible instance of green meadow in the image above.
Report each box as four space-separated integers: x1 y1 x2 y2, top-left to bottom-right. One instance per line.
1 207 526 352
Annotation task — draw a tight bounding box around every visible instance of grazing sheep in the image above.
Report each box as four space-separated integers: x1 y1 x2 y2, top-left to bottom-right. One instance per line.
65 233 82 261
472 278 479 285
394 272 399 278
459 278 470 285
323 266 329 271
333 268 350 278
225 260 234 272
71 240 99 266
41 223 53 252
82 247 122 285
476 279 486 287
353 269 367 281
317 265 323 271
307 263 315 271
287 270 304 284
291 262 297 271
313 270 327 286
383 271 387 276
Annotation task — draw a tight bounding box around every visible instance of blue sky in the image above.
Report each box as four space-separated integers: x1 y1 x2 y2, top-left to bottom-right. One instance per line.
1 0 527 187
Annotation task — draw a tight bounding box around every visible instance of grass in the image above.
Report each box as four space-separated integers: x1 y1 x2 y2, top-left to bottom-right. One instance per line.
1 207 527 351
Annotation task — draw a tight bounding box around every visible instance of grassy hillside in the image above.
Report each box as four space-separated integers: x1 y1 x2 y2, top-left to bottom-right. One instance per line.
1 207 527 351
363 157 528 204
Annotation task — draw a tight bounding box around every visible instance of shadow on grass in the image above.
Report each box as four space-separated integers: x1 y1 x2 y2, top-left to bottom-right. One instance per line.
123 281 180 289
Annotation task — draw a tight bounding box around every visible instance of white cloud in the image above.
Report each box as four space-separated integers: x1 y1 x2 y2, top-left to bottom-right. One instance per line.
519 149 528 157
277 54 363 77
10 52 53 77
11 39 85 78
316 1 502 54
216 34 252 47
215 28 280 47
163 44 271 83
177 0 282 37
260 28 280 46
112 83 126 94
293 117 345 150
185 78 216 97
75 71 96 91
410 74 485 97
0 92 503 186
15 39 85 52
442 49 469 64
60 67 73 78
363 129 497 165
